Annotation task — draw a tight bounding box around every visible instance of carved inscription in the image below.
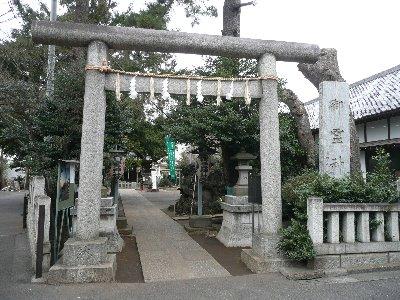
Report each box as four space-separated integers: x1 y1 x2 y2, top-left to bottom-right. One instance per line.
331 128 344 144
329 98 343 110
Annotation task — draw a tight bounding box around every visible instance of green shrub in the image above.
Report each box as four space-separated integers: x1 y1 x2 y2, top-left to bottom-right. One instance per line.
278 213 315 262
158 176 173 187
172 160 224 216
279 148 398 262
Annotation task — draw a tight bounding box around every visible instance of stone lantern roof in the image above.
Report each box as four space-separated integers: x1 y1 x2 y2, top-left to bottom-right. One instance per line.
232 150 256 165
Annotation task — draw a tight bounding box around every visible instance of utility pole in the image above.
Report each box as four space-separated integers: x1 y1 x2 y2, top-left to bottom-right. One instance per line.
45 0 57 99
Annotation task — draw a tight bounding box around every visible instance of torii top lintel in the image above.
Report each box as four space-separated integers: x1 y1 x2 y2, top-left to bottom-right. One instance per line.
32 21 320 63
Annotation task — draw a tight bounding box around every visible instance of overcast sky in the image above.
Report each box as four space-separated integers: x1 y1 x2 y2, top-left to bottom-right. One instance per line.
1 0 399 102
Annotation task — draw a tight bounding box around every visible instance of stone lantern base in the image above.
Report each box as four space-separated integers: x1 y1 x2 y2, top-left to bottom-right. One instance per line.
217 195 261 247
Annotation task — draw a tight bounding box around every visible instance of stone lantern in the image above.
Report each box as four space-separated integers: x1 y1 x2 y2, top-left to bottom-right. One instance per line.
232 150 256 196
217 150 261 247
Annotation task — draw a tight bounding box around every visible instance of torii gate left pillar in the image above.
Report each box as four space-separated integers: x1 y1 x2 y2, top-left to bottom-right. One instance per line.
47 41 116 284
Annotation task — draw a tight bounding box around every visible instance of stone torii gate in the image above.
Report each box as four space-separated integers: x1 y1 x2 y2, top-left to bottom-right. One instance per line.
32 21 321 283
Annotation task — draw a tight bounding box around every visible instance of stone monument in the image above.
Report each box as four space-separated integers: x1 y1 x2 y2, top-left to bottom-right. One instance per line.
319 81 350 178
217 150 261 247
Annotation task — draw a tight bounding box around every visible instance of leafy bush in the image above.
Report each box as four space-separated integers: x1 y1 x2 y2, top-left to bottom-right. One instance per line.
278 213 316 262
171 160 224 216
280 148 398 262
158 176 173 187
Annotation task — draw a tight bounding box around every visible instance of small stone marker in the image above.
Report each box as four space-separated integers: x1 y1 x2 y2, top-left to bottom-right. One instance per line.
319 81 350 178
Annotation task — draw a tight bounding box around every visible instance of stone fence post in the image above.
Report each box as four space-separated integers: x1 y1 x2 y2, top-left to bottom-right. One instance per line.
307 197 323 244
27 176 51 273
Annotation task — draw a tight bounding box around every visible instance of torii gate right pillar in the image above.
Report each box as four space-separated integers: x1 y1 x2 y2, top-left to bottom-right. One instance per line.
242 53 290 272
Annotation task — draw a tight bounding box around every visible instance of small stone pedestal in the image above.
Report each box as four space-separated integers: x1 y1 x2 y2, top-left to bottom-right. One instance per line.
217 196 261 247
47 237 116 284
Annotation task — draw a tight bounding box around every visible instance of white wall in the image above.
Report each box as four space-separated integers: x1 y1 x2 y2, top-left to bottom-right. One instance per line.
366 119 388 142
391 116 400 138
360 150 366 179
356 124 365 143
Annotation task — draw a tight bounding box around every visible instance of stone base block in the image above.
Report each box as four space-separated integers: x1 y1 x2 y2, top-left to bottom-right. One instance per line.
47 254 116 284
189 215 212 228
100 232 124 253
217 224 252 247
118 226 133 236
233 186 248 197
217 208 260 247
217 198 261 247
252 233 281 258
389 252 400 263
101 197 114 207
241 249 294 273
307 255 341 269
62 237 108 266
341 253 387 268
117 216 128 229
309 252 400 272
225 195 248 205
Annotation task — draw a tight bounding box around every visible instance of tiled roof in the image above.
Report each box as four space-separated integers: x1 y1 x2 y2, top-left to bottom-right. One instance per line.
301 64 400 129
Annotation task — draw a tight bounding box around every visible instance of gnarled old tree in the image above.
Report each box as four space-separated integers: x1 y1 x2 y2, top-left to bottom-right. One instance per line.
278 48 361 174
298 48 361 174
279 88 316 168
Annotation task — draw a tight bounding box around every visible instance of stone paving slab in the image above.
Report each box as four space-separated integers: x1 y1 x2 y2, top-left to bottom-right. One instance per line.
121 190 230 282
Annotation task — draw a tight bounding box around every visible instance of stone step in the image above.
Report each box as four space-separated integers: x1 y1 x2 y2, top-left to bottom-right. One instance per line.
47 254 116 284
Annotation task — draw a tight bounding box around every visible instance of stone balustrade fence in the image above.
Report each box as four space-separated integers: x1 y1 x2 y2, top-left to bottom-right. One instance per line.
27 176 51 273
307 197 400 267
118 181 137 189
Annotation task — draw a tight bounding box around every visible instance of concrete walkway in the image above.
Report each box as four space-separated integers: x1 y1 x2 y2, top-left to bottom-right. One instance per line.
0 191 32 291
121 189 230 282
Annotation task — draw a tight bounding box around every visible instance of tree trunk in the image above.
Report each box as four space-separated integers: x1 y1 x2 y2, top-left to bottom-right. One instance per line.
73 0 90 59
298 48 361 175
281 89 316 167
222 0 241 37
219 0 242 185
75 0 89 23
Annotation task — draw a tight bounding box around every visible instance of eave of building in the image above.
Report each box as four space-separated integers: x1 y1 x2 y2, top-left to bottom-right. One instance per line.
302 64 400 130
